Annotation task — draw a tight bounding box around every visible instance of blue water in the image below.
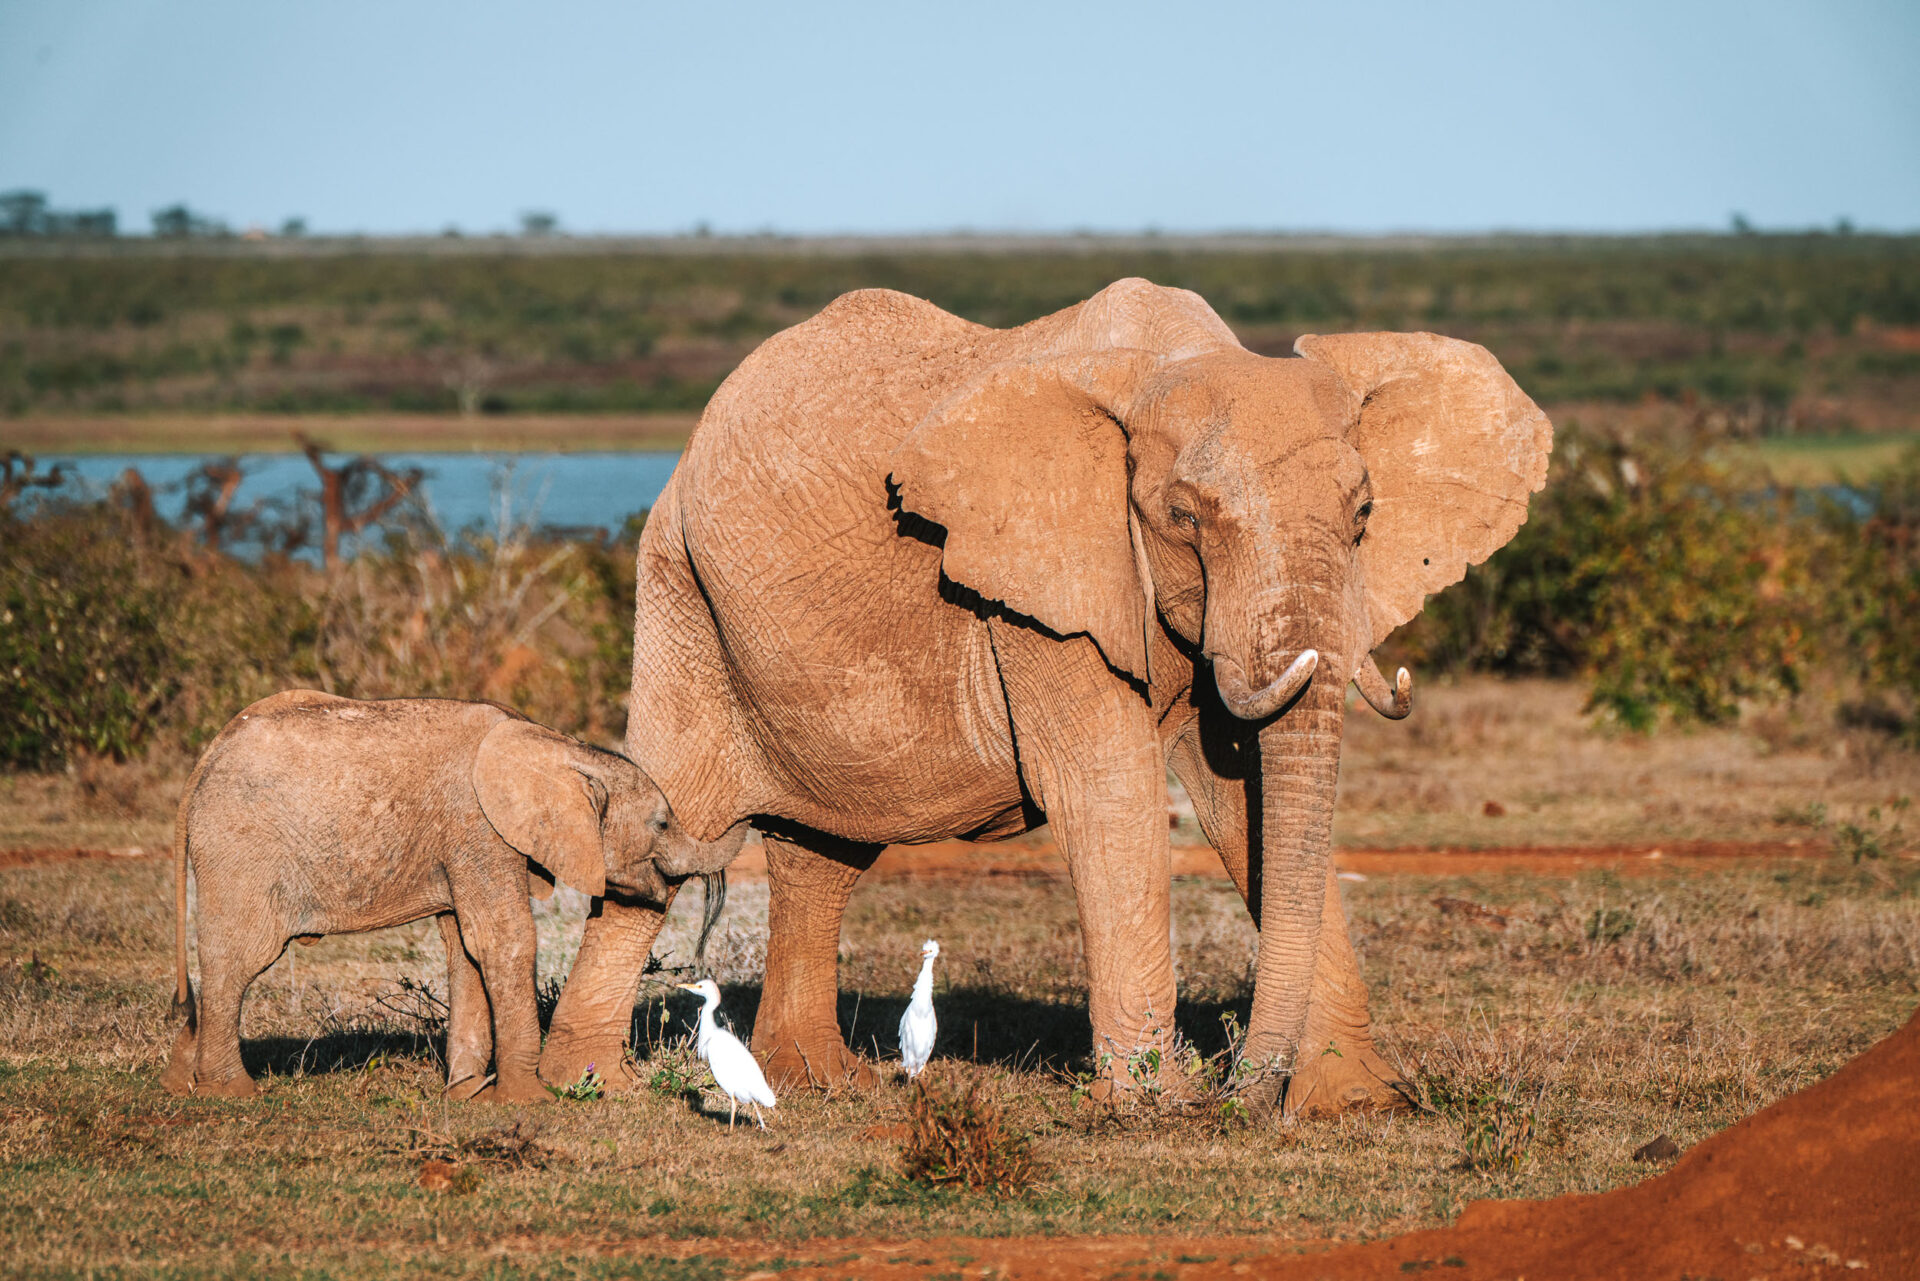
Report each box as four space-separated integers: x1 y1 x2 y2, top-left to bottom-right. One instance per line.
44 451 683 549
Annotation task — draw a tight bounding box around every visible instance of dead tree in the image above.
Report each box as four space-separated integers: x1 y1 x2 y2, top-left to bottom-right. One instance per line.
295 434 425 570
110 468 162 549
182 457 247 550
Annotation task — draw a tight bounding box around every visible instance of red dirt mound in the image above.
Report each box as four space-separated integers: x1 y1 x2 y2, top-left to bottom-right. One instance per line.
741 1005 1919 1279
1300 1004 1920 1278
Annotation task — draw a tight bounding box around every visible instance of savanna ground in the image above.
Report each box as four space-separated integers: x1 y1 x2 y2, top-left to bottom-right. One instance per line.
4 678 1917 1279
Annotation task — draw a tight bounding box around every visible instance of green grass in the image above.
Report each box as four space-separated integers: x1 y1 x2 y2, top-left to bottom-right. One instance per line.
0 413 697 455
3 235 1916 421
1733 432 1920 485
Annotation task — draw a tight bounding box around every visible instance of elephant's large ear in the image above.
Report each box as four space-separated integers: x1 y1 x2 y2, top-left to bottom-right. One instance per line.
472 720 608 897
889 352 1158 684
1295 332 1553 650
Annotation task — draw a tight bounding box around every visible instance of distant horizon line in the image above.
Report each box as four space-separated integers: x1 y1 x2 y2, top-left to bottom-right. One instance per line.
5 224 1917 258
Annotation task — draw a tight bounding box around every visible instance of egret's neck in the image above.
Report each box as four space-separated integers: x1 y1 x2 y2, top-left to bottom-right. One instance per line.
912 955 937 999
696 992 719 1046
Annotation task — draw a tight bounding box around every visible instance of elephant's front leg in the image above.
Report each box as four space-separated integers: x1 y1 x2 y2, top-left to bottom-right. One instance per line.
993 624 1178 1083
1167 718 1410 1116
541 889 679 1093
751 829 881 1090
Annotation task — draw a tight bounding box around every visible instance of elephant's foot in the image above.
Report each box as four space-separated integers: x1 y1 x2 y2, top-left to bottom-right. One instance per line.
160 1059 195 1097
194 1075 258 1099
757 1027 873 1091
444 1072 491 1102
1282 1039 1414 1119
538 1034 635 1095
476 1074 550 1105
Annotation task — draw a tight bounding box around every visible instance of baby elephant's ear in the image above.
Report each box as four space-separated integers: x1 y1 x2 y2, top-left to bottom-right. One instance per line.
472 721 608 898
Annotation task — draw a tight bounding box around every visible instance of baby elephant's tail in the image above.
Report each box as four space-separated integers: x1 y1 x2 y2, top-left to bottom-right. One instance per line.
161 796 197 1094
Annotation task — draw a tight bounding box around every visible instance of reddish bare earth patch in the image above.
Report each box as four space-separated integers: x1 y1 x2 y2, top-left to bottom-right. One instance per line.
0 845 157 869
693 1004 1920 1279
719 837 1830 882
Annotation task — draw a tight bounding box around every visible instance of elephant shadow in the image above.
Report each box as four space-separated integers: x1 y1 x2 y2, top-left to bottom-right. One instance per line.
626 983 1254 1078
240 1029 446 1082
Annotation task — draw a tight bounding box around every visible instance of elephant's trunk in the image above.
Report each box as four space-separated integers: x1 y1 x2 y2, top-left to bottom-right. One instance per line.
1239 676 1346 1108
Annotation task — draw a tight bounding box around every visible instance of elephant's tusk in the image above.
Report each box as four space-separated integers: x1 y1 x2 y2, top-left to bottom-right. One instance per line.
1353 655 1412 719
1212 649 1319 721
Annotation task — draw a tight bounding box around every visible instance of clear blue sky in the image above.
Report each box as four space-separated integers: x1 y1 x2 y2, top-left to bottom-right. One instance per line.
2 0 1915 235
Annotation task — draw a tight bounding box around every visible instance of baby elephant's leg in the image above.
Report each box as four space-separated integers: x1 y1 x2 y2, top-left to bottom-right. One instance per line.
439 914 494 1100
191 921 287 1097
448 882 547 1105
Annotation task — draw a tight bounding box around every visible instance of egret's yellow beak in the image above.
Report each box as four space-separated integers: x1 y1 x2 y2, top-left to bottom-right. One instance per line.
674 981 702 993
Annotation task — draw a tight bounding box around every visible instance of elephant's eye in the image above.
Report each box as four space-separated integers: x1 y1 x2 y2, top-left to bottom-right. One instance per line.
650 816 670 834
1170 506 1199 533
1353 500 1373 545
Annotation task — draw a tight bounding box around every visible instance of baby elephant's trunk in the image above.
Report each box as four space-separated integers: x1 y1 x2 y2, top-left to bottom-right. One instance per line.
694 872 727 973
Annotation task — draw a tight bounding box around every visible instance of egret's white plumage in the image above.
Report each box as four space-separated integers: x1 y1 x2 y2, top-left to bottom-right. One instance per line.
899 939 940 1078
676 978 776 1129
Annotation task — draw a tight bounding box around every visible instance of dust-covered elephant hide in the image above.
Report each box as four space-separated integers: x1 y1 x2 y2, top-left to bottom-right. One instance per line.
543 279 1551 1117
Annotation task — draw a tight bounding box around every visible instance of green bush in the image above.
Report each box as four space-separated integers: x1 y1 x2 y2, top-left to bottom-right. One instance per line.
1824 447 1920 739
1390 427 1920 733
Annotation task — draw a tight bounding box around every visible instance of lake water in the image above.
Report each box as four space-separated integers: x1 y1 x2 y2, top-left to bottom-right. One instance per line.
43 451 684 548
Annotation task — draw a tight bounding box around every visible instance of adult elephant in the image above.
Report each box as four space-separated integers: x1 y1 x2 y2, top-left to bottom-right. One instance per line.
541 279 1552 1115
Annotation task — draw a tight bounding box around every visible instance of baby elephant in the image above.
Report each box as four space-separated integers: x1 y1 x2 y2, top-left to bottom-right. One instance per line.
162 690 744 1102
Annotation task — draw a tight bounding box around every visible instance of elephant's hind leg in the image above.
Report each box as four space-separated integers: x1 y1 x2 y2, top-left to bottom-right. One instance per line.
160 990 198 1095
439 914 494 1100
1285 869 1413 1117
1167 724 1409 1117
190 929 286 1098
752 828 881 1090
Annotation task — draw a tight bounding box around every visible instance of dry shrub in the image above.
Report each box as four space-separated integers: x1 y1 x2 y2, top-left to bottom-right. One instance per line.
1 476 638 769
388 1108 554 1172
313 510 633 745
899 1068 1037 1195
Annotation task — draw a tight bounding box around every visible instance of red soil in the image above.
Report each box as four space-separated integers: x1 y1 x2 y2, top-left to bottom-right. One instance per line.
667 1004 1920 1278
0 845 157 869
722 836 1827 882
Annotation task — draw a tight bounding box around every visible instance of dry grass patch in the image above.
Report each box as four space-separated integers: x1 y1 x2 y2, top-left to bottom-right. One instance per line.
2 844 1914 1276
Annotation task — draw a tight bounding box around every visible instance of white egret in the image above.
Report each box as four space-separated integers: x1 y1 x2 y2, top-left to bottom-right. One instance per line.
898 939 940 1079
675 978 777 1129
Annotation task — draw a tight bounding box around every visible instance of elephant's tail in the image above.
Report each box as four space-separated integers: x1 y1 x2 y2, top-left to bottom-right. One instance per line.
171 795 194 1021
162 783 201 1093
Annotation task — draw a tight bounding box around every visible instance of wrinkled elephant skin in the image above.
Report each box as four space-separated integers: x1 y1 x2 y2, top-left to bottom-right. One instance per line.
549 280 1551 1113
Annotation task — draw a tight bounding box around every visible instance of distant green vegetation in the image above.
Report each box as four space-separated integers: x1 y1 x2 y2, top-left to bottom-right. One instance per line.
2 235 1917 422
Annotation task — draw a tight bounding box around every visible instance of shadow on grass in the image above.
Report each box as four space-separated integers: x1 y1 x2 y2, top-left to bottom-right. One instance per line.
242 1030 444 1080
627 983 1255 1077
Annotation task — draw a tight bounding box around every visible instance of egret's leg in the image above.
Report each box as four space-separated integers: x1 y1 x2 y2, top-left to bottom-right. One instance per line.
728 1097 737 1129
